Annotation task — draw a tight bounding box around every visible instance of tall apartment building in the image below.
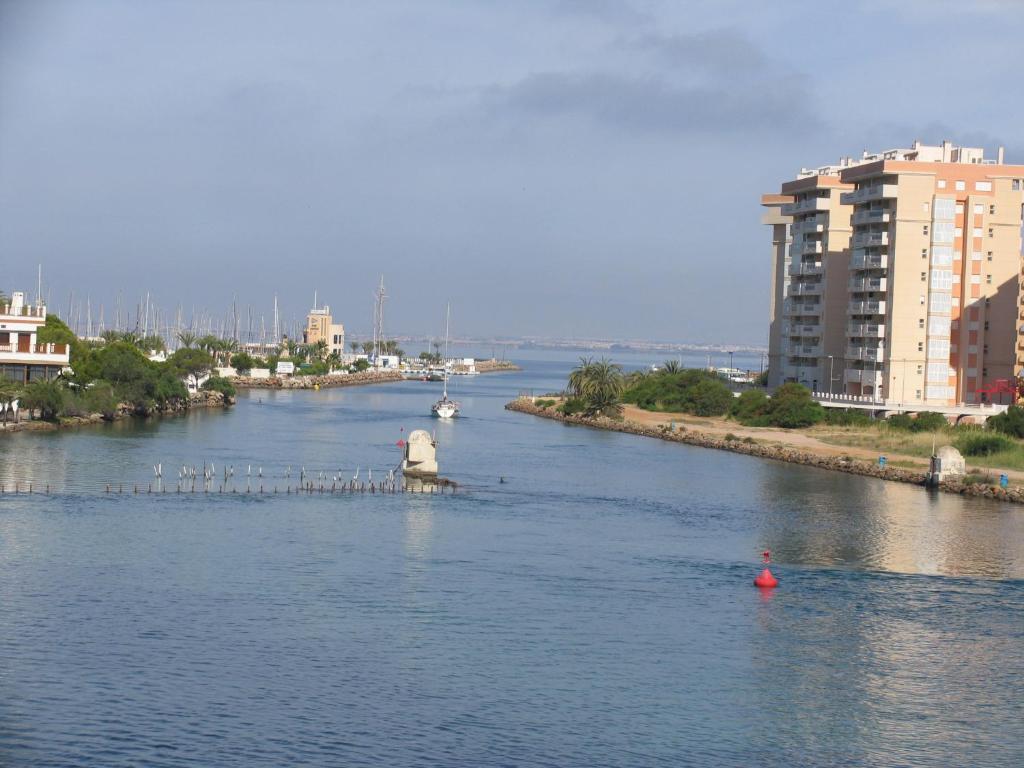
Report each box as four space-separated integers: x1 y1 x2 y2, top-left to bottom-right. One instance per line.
766 140 1024 405
303 305 346 357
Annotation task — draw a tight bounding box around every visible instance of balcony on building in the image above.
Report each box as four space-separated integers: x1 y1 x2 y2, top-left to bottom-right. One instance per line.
1 291 71 384
849 276 888 293
840 183 898 205
850 251 888 270
845 368 885 385
788 261 823 277
852 209 892 226
853 231 889 248
801 239 824 255
790 282 823 298
848 299 886 315
793 343 822 357
846 346 886 363
792 215 827 233
781 196 830 215
847 322 885 338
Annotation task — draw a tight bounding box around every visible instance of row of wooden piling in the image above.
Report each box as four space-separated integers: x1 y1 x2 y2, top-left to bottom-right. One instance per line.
104 481 456 495
0 483 50 494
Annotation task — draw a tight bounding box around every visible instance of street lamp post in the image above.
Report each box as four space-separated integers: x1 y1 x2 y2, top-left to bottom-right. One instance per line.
827 355 834 396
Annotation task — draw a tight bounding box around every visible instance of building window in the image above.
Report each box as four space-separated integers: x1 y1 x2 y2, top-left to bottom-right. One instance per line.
973 227 983 238
918 318 925 328
917 365 923 374
929 293 951 312
931 270 953 290
932 222 954 243
984 320 990 330
918 342 924 352
986 274 992 284
976 181 992 192
928 339 950 358
955 203 964 215
934 198 956 220
928 316 948 335
921 271 927 281
988 227 994 237
955 180 966 191
987 251 993 261
922 248 928 258
938 179 947 189
990 204 996 215
983 367 988 377
923 224 929 235
916 390 922 399
1013 179 1021 191
931 245 953 265
974 204 984 215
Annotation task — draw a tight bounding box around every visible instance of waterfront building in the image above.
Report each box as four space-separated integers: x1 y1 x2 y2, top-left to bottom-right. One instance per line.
765 141 1024 405
0 291 71 384
302 304 346 357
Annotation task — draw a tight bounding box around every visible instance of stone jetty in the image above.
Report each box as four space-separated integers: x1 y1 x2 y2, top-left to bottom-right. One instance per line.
505 397 1024 505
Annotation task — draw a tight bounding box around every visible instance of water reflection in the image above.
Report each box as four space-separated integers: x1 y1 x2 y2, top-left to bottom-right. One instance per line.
758 467 1024 578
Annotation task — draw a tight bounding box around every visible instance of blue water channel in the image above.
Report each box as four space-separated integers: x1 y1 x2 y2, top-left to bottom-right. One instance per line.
1 355 1022 766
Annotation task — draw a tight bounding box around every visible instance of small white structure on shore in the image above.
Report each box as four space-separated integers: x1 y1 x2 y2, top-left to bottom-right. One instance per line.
402 430 438 476
926 445 966 486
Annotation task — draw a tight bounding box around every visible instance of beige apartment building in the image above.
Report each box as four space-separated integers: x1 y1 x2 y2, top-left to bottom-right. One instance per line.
766 140 1024 405
303 305 346 357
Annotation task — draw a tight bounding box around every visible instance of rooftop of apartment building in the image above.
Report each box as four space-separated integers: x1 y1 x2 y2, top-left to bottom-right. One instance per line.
795 140 1002 179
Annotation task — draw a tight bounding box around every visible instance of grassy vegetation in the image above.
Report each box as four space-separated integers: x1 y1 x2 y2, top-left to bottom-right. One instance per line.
815 422 1024 472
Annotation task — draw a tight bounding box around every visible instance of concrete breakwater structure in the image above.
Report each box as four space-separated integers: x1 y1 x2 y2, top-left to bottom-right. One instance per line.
505 397 1024 504
233 370 404 389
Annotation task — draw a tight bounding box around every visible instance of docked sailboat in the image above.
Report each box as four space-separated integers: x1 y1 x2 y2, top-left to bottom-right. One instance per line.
431 304 460 418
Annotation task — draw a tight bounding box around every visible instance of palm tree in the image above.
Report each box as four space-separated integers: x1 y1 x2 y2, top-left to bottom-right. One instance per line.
0 378 22 425
177 330 197 349
219 338 239 366
661 360 681 374
312 339 328 362
568 357 625 417
100 330 121 345
349 340 361 353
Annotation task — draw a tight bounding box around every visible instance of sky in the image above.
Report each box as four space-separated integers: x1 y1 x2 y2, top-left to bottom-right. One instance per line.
2 0 1024 345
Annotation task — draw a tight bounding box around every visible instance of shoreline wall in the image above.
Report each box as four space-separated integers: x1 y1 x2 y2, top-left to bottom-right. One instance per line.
505 397 1024 505
0 390 234 435
234 370 404 389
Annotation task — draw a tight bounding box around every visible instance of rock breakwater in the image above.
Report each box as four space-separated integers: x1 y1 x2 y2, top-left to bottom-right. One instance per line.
505 397 1024 505
233 370 404 389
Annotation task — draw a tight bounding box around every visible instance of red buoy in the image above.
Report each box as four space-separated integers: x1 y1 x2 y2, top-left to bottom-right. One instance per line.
754 550 779 588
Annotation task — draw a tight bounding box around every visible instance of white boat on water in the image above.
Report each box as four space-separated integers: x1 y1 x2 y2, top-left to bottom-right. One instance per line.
431 304 460 419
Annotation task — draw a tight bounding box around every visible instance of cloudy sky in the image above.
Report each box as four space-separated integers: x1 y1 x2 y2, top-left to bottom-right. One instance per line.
2 0 1023 344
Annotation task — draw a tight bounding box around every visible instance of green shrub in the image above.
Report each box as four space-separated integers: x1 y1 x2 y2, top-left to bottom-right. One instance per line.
557 397 587 415
955 432 1014 457
731 390 769 423
766 383 824 428
987 405 1024 438
21 379 66 421
911 411 949 431
534 398 556 409
623 368 732 416
350 358 370 372
888 411 949 432
202 376 237 398
686 379 734 416
822 408 874 426
887 413 915 430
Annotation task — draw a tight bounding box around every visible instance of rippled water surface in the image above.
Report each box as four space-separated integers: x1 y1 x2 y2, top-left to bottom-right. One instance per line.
1 358 1022 767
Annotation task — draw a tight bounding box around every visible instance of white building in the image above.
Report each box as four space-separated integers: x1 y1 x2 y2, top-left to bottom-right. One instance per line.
0 291 71 384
